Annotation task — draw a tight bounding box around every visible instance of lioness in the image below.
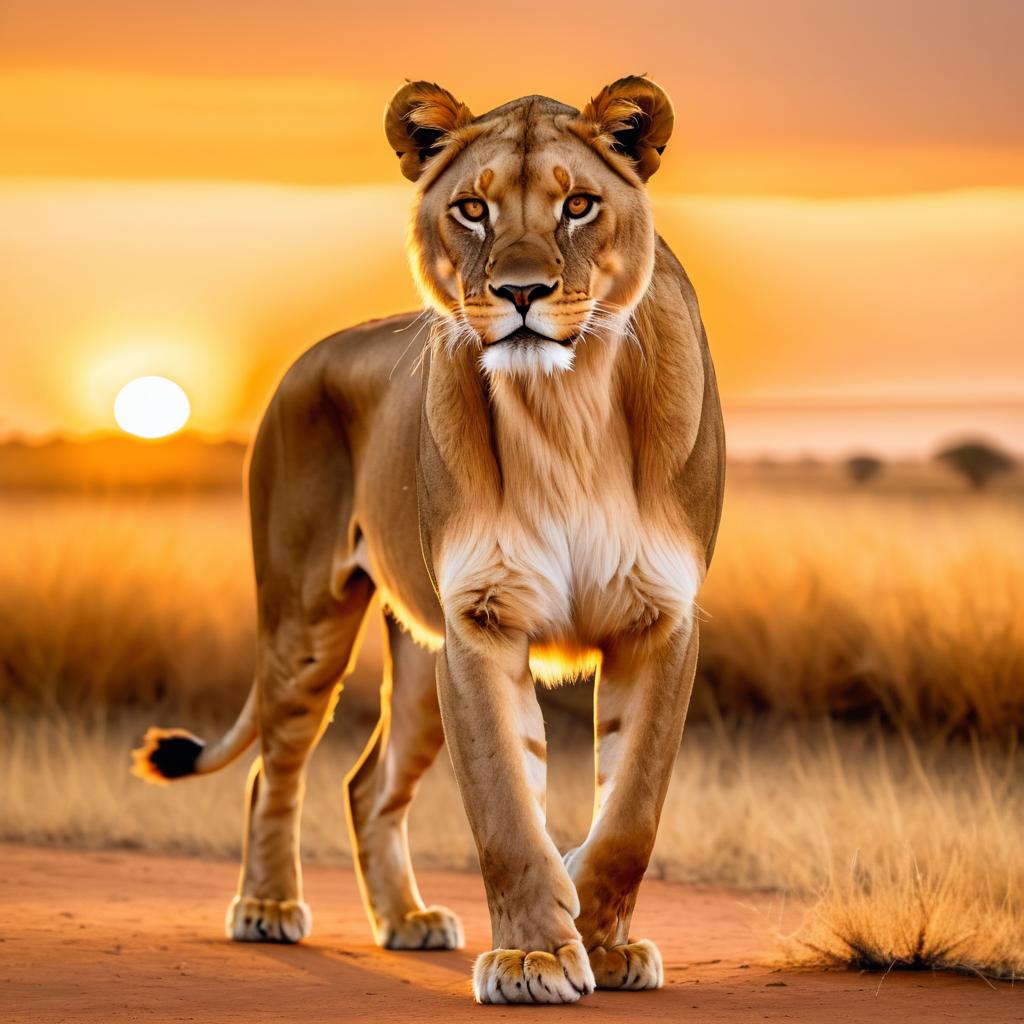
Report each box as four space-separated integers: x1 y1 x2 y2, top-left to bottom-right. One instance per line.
133 75 724 1004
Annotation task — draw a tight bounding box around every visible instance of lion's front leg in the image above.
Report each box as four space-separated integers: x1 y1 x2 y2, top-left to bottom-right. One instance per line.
437 627 595 1005
566 624 699 990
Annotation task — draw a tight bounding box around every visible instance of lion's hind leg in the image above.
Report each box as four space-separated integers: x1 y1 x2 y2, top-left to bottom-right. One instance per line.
227 568 375 943
344 612 464 951
225 354 379 944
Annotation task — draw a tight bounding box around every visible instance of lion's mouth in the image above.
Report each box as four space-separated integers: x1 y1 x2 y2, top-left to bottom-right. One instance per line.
490 327 575 347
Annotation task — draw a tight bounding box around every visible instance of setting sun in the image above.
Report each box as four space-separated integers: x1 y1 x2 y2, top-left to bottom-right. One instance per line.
114 375 190 438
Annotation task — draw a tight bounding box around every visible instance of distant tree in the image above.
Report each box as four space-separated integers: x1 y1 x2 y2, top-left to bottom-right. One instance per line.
845 454 884 486
935 440 1016 490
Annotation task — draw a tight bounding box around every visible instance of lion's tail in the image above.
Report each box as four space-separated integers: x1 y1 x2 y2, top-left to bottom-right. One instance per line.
131 682 258 785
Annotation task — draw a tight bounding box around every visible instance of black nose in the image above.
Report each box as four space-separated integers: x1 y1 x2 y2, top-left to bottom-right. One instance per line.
490 282 556 317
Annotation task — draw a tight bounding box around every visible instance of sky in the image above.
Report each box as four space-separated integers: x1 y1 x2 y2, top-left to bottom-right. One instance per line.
2 0 1022 456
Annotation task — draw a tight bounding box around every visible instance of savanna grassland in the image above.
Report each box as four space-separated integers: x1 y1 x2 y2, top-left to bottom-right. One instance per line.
1 461 1022 980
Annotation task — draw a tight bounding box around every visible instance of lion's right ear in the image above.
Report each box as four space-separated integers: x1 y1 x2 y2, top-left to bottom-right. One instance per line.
384 82 474 183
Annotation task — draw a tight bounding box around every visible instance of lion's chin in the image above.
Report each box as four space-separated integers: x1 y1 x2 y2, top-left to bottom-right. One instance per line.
479 333 576 379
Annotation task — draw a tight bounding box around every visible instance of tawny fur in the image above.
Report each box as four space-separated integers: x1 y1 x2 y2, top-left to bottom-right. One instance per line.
133 75 724 1004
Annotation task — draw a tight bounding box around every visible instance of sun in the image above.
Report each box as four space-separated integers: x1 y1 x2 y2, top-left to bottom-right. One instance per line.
114 376 191 439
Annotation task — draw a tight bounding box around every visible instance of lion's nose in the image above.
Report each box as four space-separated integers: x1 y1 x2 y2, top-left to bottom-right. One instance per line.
489 282 556 317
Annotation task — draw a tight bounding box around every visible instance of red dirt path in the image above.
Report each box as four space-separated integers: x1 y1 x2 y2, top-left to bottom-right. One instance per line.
0 845 1017 1022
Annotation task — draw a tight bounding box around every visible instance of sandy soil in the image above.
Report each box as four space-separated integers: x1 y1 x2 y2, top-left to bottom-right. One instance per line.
1 845 1017 1023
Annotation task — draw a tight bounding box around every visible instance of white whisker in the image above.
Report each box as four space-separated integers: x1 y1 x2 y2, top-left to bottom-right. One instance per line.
585 301 645 364
389 309 434 380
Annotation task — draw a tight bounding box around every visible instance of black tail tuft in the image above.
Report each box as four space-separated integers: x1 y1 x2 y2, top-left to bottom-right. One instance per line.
131 728 205 785
149 735 204 778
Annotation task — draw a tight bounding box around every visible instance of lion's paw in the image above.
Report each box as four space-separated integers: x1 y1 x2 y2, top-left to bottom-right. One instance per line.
473 939 595 1004
589 938 663 990
379 905 464 951
225 895 311 943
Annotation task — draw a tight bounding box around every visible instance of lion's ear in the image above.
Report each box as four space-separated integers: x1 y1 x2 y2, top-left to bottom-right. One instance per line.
384 81 474 182
581 76 674 181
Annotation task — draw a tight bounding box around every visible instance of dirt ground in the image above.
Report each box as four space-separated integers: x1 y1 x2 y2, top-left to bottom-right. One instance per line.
0 845 1017 1023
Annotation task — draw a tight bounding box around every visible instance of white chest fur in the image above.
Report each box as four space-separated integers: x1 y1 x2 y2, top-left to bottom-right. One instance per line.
437 490 700 672
429 339 704 676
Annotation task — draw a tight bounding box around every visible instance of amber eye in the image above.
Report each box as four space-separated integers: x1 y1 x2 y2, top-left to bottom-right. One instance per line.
455 198 487 223
564 195 595 220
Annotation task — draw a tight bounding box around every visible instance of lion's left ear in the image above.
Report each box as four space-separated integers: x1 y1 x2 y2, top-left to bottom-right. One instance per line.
384 81 475 182
580 76 674 181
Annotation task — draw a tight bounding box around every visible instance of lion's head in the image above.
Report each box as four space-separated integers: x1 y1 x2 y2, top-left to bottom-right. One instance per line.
384 77 673 378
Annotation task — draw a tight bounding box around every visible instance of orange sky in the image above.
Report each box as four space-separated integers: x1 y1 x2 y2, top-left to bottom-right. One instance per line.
4 0 1022 194
2 0 1022 455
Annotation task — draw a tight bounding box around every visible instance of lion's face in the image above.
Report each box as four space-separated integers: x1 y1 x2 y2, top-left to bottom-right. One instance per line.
385 79 674 377
412 102 655 377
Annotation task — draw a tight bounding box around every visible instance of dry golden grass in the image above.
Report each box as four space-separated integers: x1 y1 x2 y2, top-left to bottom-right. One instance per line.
0 494 255 714
1 479 1021 734
698 481 1024 735
2 711 1020 979
1 477 1022 979
775 731 1024 981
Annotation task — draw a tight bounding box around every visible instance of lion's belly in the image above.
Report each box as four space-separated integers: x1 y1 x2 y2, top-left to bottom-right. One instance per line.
436 504 701 679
